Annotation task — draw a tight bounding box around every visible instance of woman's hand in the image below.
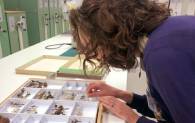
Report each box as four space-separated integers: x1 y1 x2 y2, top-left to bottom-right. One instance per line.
87 82 134 103
0 115 9 123
99 96 140 123
87 82 119 97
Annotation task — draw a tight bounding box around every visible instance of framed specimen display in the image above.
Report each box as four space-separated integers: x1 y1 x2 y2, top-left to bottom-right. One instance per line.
0 78 104 123
16 55 107 80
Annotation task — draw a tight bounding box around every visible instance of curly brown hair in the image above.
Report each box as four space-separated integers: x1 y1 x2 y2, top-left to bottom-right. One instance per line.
69 0 170 71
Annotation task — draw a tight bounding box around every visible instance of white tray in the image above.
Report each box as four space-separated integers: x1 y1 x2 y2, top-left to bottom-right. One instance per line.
0 78 103 123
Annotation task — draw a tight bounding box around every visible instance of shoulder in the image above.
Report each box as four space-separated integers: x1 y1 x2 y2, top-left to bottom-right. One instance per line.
148 16 195 40
144 16 195 65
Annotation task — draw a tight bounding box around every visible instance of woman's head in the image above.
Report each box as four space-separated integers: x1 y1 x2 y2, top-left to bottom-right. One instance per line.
70 0 170 71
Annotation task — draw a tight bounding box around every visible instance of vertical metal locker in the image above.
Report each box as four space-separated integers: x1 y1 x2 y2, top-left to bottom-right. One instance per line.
5 11 29 53
18 0 50 44
57 0 64 34
55 0 62 35
41 0 50 40
49 0 64 36
4 0 50 45
49 0 56 37
59 0 71 33
0 0 11 58
63 11 71 33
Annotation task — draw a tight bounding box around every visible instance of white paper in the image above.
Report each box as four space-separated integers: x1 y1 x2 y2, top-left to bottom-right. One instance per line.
8 16 16 32
25 58 69 72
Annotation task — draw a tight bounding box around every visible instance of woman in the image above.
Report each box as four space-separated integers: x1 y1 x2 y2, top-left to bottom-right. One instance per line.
69 0 195 123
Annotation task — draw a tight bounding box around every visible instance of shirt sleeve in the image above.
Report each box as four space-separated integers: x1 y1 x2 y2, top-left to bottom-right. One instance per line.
145 48 195 123
127 94 155 118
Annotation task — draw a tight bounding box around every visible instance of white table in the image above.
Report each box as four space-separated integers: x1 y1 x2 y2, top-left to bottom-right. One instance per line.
0 34 128 123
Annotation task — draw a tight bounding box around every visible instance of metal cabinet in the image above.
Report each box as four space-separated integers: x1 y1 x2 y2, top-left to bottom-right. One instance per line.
59 0 71 33
5 11 29 53
4 0 50 45
62 12 71 33
49 0 63 37
57 0 65 34
49 0 56 37
0 0 11 58
3 0 72 46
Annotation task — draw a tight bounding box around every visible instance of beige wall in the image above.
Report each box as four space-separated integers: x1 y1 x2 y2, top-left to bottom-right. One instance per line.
127 69 147 95
127 58 147 95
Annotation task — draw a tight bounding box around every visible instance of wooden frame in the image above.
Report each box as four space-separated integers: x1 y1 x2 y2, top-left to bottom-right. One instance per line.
16 55 78 76
16 55 106 80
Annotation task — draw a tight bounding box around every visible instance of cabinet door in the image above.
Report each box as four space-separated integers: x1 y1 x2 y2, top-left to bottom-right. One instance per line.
17 13 29 49
49 0 56 37
7 15 20 53
42 0 50 40
0 0 11 57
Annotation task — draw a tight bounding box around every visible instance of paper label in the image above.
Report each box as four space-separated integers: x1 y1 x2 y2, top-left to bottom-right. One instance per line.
8 16 16 32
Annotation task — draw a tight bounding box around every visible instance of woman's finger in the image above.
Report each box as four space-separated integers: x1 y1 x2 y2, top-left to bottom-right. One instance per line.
88 90 106 97
100 97 128 120
87 82 101 93
99 96 116 107
100 97 123 117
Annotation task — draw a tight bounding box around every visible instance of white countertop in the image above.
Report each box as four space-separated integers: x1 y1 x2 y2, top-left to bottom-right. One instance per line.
0 34 127 123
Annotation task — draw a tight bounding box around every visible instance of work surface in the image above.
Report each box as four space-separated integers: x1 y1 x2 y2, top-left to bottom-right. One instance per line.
0 34 128 123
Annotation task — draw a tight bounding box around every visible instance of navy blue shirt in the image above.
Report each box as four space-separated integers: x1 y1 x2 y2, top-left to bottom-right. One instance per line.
128 16 195 123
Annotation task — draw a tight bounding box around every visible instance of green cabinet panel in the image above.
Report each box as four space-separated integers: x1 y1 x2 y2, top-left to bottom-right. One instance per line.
57 0 64 34
5 11 29 53
0 0 11 57
49 0 64 36
41 0 50 40
4 0 20 11
17 0 50 44
61 0 71 33
58 0 71 33
63 12 71 33
49 0 56 37
3 0 71 47
4 0 50 45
